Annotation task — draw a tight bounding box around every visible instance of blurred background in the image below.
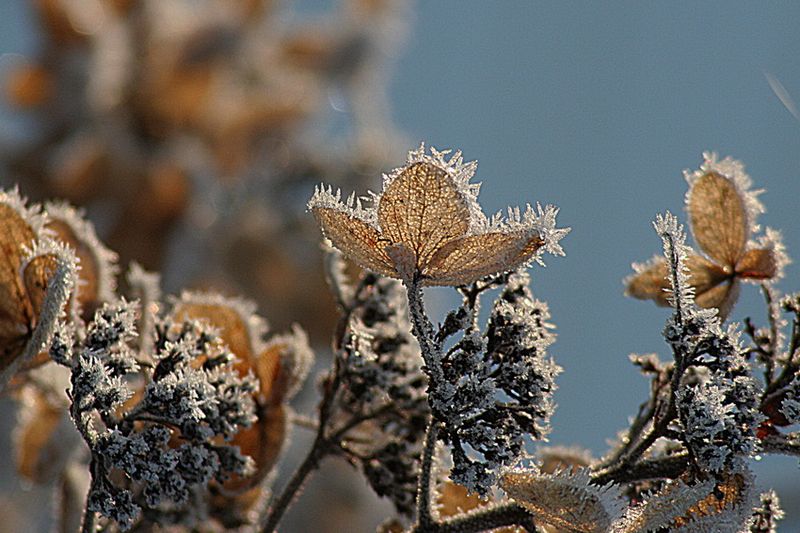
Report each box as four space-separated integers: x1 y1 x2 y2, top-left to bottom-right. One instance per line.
1 0 800 531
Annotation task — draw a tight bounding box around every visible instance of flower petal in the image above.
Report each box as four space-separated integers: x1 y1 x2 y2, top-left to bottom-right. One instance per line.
422 231 544 287
625 253 729 308
312 206 396 278
735 248 777 280
687 172 748 266
377 161 471 269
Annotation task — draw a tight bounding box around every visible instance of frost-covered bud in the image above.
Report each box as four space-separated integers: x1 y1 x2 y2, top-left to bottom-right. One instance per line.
87 483 140 531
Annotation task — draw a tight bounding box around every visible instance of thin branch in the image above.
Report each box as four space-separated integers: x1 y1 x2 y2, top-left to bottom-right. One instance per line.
415 419 439 527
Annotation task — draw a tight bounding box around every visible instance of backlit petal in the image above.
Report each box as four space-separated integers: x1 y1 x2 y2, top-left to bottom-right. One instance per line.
377 161 470 269
312 206 396 278
687 172 747 266
423 231 544 287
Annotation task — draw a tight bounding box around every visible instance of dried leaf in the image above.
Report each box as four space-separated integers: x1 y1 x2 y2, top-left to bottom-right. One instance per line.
309 145 568 287
625 254 730 308
687 171 748 267
45 202 118 318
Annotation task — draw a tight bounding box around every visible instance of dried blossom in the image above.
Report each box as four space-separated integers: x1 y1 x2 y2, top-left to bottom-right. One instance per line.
626 153 789 318
309 144 568 287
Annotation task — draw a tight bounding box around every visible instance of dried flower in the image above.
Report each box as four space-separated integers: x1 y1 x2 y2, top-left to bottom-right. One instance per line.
309 144 568 286
626 153 789 318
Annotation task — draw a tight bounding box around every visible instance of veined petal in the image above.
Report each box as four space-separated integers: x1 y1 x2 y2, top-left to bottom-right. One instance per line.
377 161 471 268
695 279 739 320
311 206 396 278
422 230 544 287
686 171 748 267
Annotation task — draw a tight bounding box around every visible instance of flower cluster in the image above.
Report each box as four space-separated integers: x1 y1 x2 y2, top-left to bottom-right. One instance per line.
52 300 258 530
433 271 561 495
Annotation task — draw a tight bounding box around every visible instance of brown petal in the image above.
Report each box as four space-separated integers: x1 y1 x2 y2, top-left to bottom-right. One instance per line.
422 231 544 287
172 300 256 371
0 203 38 369
312 207 396 277
625 254 730 309
695 279 739 320
687 172 748 267
735 248 777 280
377 162 471 269
45 209 117 320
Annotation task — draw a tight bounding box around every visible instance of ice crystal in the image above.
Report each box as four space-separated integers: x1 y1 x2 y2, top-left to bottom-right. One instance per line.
309 143 568 287
749 490 784 533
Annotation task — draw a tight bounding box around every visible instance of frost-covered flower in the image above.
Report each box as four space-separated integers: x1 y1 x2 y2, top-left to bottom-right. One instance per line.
309 144 568 286
626 153 789 318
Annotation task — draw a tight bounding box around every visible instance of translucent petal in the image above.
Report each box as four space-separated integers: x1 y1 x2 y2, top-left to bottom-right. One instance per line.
422 231 544 287
735 248 777 280
625 254 729 308
45 202 118 319
695 279 739 320
0 203 38 367
687 172 748 266
312 207 396 278
377 161 470 269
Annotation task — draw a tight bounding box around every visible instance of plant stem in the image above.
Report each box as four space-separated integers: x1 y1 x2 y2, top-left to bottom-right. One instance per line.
415 419 438 527
261 439 326 533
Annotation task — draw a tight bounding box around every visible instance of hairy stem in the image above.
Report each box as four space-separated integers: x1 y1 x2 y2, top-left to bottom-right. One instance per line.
413 503 538 533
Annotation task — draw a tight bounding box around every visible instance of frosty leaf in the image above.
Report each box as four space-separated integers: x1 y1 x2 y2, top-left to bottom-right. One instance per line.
424 231 544 287
309 144 568 287
687 171 748 266
312 206 396 278
626 154 785 317
377 161 471 268
501 469 624 533
611 477 716 533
